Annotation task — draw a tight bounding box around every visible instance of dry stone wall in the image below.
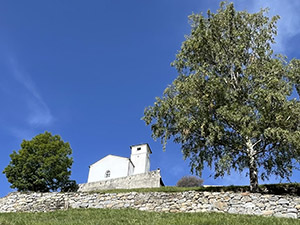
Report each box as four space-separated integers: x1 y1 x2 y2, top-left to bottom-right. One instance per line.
1 191 300 219
78 170 163 192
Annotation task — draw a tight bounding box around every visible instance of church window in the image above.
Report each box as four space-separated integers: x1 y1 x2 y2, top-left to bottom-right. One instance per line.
137 147 141 150
105 170 111 178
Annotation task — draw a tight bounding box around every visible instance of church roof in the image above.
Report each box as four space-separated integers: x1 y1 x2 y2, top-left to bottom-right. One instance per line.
89 154 130 167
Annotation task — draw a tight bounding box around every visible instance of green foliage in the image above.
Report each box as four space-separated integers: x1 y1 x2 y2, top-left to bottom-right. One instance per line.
0 208 298 225
60 180 79 192
143 2 300 191
176 176 204 187
3 131 76 192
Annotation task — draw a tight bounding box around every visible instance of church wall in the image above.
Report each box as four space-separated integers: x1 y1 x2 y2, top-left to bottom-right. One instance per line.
1 190 300 219
88 156 130 183
130 153 148 175
130 144 150 175
128 160 134 176
80 170 162 192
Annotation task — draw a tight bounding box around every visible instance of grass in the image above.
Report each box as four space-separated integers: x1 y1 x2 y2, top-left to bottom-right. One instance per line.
90 185 256 194
90 183 300 195
0 208 299 225
91 186 205 194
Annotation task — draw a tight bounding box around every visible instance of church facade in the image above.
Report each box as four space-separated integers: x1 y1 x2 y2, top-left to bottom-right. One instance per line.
78 143 164 192
87 143 151 182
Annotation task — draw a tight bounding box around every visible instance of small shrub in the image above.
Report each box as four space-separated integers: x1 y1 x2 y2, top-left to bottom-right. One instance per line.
176 176 203 187
61 180 79 192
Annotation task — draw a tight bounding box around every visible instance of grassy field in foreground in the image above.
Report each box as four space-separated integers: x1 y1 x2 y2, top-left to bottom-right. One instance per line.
0 208 299 225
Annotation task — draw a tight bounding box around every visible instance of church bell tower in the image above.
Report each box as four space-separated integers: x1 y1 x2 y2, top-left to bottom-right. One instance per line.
130 143 151 175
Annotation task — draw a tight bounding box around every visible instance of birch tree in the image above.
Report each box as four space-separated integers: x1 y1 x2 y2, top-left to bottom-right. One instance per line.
143 2 300 192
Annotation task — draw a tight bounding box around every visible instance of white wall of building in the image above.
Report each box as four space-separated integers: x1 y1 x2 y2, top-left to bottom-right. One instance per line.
87 155 132 183
128 160 134 176
87 143 152 183
130 144 151 175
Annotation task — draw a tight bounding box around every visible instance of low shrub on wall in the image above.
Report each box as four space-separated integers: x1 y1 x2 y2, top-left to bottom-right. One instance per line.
176 176 203 187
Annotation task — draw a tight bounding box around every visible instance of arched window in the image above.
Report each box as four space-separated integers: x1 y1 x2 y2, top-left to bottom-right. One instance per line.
105 170 111 178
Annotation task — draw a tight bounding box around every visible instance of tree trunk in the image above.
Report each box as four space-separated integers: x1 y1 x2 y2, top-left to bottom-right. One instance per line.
249 157 258 192
246 139 259 192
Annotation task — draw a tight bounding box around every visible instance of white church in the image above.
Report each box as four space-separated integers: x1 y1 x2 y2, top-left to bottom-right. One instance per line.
88 143 151 182
78 143 164 192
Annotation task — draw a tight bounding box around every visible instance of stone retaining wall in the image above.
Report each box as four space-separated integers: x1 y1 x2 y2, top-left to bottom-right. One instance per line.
0 191 300 219
78 170 163 192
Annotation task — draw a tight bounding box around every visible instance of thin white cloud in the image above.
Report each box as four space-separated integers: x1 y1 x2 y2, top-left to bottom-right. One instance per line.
8 127 35 141
8 57 54 126
234 0 300 54
26 98 54 126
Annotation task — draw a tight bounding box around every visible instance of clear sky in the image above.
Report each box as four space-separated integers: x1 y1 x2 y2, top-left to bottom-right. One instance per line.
1 0 300 197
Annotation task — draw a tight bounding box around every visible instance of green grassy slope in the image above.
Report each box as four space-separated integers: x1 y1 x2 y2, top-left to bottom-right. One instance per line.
0 208 299 225
91 183 300 195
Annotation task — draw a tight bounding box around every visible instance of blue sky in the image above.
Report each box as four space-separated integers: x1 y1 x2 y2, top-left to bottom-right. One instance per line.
1 0 300 197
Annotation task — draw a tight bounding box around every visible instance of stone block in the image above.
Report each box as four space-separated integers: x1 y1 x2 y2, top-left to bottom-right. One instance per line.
278 199 289 204
262 210 273 216
244 202 255 208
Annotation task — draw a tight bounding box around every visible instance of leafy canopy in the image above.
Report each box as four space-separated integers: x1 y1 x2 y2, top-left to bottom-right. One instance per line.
143 2 300 189
3 131 76 192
